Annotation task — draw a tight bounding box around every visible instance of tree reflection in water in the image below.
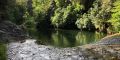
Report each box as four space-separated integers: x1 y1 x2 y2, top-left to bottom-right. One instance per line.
34 30 106 48
75 31 106 46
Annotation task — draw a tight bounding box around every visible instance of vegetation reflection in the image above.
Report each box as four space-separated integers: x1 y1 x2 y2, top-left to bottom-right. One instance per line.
34 30 106 47
76 31 106 46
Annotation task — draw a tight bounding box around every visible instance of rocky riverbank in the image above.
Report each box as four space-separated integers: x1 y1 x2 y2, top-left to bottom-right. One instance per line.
7 39 120 60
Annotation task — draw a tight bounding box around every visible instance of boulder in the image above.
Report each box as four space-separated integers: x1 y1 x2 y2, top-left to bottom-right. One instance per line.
0 21 27 43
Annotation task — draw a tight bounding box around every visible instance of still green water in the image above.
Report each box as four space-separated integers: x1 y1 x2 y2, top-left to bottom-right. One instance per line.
29 29 107 47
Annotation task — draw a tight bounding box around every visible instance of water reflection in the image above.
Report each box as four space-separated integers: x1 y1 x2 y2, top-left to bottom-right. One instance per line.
51 30 77 47
75 32 106 46
32 29 106 47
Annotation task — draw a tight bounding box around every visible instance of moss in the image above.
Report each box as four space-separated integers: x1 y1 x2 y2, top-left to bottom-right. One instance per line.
0 43 7 60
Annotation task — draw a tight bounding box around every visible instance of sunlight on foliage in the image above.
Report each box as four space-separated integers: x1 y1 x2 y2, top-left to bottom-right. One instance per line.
108 0 120 32
76 0 112 32
51 1 84 28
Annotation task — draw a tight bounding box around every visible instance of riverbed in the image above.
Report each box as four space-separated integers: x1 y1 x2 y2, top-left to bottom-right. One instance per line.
0 29 120 60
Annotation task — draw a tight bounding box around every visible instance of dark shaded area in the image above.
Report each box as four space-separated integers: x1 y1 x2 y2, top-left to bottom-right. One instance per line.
83 0 95 12
0 0 8 21
27 0 33 16
0 21 27 43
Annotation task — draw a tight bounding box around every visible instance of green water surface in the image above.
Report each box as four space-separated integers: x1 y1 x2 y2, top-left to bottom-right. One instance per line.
29 29 107 47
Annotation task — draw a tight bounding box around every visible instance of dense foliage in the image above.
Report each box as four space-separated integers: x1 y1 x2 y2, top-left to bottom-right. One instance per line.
108 0 120 32
3 0 120 33
76 0 112 32
51 4 83 28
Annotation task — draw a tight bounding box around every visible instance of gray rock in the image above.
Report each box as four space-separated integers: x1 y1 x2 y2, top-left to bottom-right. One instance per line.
7 39 120 60
0 21 27 43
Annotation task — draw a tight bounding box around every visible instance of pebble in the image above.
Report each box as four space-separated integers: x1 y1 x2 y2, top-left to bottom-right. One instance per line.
8 39 120 60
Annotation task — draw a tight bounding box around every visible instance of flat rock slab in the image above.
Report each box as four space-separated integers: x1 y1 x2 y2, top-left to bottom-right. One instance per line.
8 39 120 60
